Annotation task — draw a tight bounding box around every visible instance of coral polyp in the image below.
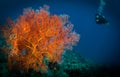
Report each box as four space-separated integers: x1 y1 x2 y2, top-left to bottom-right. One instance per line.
1 5 80 72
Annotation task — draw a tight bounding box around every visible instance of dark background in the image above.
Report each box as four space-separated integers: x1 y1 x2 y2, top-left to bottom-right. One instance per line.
0 0 120 66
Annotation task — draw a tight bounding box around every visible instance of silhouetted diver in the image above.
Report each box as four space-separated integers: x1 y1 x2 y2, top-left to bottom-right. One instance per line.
96 0 109 25
95 13 109 24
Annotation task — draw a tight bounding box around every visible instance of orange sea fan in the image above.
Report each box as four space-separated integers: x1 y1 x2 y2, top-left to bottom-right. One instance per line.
1 5 80 72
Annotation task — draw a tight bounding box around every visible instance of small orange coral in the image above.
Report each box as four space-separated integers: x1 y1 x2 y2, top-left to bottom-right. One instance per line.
1 5 80 72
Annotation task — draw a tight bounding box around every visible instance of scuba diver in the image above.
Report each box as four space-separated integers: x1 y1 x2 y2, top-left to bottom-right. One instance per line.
96 0 109 25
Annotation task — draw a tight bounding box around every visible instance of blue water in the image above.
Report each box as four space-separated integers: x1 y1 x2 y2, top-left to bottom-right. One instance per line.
0 0 120 66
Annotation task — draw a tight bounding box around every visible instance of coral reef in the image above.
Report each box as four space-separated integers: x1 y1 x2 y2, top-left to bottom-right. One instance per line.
0 47 119 77
0 5 79 72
